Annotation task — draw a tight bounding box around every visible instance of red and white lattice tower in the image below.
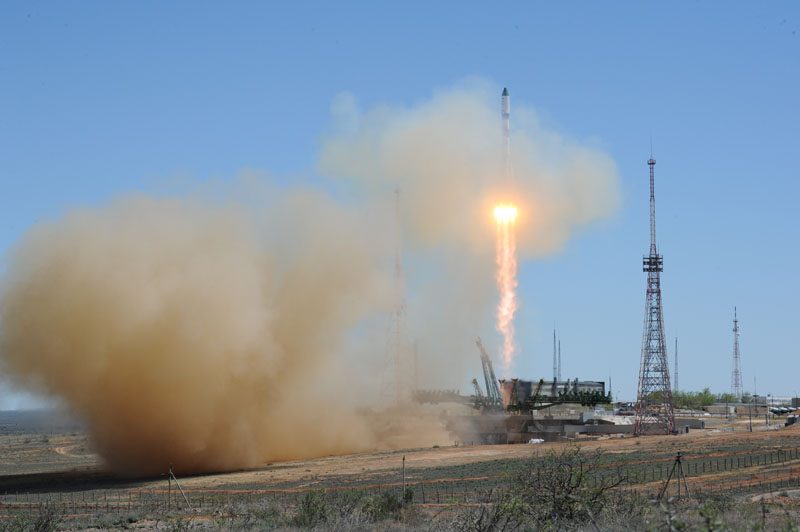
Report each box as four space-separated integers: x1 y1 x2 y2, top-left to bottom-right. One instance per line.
634 156 676 436
731 307 743 399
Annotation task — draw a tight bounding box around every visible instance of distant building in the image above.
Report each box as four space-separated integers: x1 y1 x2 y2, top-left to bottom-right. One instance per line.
753 394 795 406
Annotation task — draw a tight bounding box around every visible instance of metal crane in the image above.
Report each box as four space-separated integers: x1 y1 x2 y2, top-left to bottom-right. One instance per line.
472 378 486 404
507 377 546 413
475 337 503 407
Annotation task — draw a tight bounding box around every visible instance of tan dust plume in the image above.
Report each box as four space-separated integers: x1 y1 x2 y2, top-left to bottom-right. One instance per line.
0 190 409 475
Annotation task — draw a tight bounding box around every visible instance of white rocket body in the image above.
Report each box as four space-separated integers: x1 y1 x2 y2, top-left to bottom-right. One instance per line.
501 88 512 180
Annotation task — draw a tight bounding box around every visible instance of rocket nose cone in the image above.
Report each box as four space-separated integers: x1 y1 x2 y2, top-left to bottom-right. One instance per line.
502 88 509 96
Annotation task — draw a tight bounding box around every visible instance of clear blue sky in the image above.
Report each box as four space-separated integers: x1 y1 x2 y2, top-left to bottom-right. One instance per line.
1 2 798 404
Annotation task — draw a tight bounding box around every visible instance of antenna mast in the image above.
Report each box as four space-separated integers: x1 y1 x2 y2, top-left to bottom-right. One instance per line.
384 188 413 406
558 339 562 381
731 307 743 399
552 330 558 381
674 336 679 392
634 156 676 436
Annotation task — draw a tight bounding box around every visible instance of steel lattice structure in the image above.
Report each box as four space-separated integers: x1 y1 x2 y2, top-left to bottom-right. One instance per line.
634 157 676 436
731 307 743 399
381 188 415 407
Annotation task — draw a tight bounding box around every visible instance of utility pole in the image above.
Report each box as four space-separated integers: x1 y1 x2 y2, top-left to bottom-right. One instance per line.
402 456 406 499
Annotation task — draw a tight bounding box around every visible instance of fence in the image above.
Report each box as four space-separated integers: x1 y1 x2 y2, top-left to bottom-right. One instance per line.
1 447 798 515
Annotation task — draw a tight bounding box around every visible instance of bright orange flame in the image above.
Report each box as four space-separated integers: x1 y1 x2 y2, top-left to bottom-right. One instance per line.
494 203 518 375
493 205 518 224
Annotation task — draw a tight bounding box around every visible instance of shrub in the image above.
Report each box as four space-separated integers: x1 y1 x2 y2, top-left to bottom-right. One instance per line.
0 505 63 532
513 445 623 528
292 490 330 528
360 491 404 522
450 491 527 532
33 504 61 532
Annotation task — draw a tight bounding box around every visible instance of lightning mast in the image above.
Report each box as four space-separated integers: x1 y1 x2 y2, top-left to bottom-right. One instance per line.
385 188 413 406
731 308 743 399
552 330 558 381
674 336 679 392
558 339 562 381
634 156 676 436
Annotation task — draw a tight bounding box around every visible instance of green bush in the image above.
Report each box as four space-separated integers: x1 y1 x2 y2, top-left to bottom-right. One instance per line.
450 492 527 532
512 446 623 527
360 491 404 522
292 490 330 528
166 517 196 532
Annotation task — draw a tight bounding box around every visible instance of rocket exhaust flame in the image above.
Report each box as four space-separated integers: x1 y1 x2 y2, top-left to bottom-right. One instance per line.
494 204 518 374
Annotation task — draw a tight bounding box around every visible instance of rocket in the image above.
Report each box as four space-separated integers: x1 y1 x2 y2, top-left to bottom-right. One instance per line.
502 87 510 139
501 88 512 180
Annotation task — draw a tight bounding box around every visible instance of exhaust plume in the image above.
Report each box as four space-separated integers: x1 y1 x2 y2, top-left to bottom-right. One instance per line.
0 80 621 474
493 205 518 374
319 80 621 378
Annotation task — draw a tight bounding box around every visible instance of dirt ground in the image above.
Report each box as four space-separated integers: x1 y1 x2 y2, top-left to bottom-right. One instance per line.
0 412 797 495
127 417 800 493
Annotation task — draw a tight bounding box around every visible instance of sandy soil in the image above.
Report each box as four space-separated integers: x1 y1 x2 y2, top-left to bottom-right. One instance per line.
1 414 797 494
138 420 800 492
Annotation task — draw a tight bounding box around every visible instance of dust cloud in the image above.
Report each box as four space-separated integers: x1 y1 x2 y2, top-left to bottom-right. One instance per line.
0 81 620 475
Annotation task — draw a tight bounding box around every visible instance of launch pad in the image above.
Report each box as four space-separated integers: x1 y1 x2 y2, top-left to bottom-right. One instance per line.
416 335 612 445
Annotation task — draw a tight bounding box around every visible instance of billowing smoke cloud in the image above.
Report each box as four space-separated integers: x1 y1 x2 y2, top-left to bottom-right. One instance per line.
0 81 620 475
318 80 621 258
318 80 621 384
